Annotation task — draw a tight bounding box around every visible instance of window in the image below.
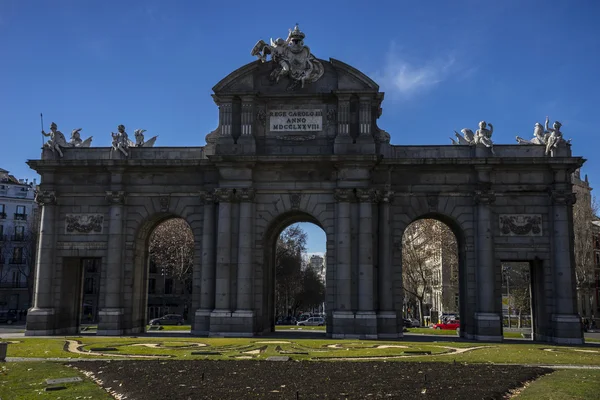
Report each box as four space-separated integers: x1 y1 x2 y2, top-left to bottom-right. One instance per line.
82 258 100 273
149 260 157 274
0 204 5 219
148 278 156 294
15 205 27 220
12 271 20 287
11 247 23 264
14 225 24 241
164 279 173 295
0 225 3 238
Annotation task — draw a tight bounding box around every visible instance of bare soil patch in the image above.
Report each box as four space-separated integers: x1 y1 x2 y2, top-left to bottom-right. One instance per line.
70 360 550 399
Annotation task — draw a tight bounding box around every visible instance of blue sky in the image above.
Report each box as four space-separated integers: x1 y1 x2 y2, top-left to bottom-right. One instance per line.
1 0 599 254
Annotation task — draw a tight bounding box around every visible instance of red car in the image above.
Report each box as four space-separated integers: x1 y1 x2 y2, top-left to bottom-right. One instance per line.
433 319 460 330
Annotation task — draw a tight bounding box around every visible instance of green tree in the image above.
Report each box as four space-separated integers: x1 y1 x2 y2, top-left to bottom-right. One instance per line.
275 225 307 317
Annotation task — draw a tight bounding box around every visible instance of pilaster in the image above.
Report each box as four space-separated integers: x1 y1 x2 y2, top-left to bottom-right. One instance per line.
332 188 354 337
355 188 377 337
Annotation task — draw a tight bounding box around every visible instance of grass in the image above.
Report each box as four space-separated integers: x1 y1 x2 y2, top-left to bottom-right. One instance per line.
0 362 112 399
516 369 600 399
406 327 523 338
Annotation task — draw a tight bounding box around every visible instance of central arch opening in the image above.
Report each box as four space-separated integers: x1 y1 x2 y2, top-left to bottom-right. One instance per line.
402 217 461 332
263 213 328 335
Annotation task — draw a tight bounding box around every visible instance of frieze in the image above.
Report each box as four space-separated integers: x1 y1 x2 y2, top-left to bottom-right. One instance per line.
499 214 542 236
56 241 107 250
65 214 104 234
35 190 56 206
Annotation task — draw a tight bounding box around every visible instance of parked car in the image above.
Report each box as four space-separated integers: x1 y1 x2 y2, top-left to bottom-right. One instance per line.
149 314 185 326
403 318 413 328
409 318 421 327
0 310 17 324
432 319 460 330
297 317 325 326
276 316 297 325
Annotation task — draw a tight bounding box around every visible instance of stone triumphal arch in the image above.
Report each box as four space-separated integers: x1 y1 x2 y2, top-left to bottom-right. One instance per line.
26 27 583 344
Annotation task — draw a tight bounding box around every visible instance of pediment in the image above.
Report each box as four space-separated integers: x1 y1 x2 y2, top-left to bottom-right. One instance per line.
213 58 380 95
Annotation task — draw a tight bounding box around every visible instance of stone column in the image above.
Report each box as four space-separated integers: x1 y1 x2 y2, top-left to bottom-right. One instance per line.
213 188 234 311
232 188 255 336
98 190 125 335
356 189 377 338
25 190 57 335
356 189 375 311
193 190 216 334
377 187 398 338
332 188 354 337
235 188 255 312
334 94 353 152
549 188 583 344
473 188 502 341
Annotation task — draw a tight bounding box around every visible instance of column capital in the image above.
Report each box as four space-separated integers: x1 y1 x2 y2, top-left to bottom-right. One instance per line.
213 188 235 203
35 190 56 206
379 186 395 203
548 189 577 206
356 188 378 203
105 190 125 205
473 190 496 205
334 188 353 202
236 188 256 202
199 189 215 204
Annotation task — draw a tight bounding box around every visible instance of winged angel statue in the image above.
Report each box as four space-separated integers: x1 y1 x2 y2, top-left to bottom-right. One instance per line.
251 25 324 91
450 121 495 155
111 125 157 157
515 116 570 156
42 122 92 157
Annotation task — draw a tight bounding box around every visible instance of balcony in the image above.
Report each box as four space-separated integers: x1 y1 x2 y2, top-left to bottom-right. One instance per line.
0 234 6 242
0 212 6 219
11 235 25 242
14 213 27 221
10 258 24 264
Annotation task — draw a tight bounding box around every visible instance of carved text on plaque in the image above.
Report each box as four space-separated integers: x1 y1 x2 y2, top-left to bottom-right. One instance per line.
499 214 542 236
65 214 104 234
269 109 322 132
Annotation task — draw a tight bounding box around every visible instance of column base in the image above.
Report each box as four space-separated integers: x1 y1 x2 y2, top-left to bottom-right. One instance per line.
25 308 55 336
474 312 503 342
551 314 584 344
192 309 212 336
355 311 378 339
377 311 403 339
97 308 124 336
208 310 254 337
331 311 356 338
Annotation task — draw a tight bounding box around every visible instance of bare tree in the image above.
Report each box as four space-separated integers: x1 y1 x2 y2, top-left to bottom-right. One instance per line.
573 187 595 319
402 219 458 324
148 219 194 312
275 225 306 317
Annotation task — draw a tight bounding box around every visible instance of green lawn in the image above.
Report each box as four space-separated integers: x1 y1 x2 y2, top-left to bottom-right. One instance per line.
2 336 599 365
516 369 600 399
0 362 112 400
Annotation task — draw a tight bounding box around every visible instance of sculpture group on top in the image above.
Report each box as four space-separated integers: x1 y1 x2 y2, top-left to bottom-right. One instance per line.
451 120 495 155
42 122 92 157
251 25 324 91
516 116 571 156
41 121 157 158
111 125 158 157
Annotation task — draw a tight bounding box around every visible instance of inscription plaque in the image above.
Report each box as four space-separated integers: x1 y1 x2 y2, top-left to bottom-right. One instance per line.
269 109 322 132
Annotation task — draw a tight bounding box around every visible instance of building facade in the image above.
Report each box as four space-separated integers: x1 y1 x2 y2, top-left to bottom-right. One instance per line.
0 168 37 315
26 27 584 344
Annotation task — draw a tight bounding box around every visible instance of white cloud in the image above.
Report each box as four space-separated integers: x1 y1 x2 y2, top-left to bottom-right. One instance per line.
374 44 459 99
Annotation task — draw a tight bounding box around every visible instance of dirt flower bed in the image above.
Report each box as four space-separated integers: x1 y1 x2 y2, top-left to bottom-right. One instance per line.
70 360 550 399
